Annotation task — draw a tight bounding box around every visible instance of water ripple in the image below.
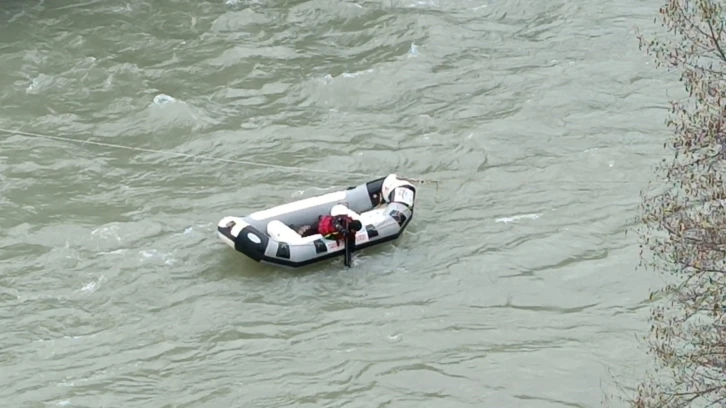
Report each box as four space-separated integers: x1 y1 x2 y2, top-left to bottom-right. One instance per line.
0 0 671 406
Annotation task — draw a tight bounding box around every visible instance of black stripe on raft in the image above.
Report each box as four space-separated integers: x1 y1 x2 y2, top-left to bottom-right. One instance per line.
231 225 269 262
276 242 290 259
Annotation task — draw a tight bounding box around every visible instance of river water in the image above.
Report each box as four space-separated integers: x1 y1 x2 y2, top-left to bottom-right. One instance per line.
0 0 674 407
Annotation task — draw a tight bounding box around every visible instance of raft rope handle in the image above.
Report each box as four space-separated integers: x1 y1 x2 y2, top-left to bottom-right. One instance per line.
398 176 439 191
0 127 439 188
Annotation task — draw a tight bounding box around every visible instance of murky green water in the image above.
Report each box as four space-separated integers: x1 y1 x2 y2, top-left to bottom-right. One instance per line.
1 1 673 407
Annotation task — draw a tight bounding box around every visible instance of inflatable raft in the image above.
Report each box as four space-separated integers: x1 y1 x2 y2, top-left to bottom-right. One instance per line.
217 174 416 268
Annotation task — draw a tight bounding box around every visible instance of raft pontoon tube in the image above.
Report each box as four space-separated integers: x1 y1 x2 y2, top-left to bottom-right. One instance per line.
217 174 416 268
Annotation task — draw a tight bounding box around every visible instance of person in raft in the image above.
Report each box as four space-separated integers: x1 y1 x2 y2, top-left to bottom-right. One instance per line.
296 214 363 240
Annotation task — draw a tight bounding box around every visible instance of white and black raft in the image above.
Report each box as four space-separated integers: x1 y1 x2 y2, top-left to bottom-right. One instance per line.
216 174 417 268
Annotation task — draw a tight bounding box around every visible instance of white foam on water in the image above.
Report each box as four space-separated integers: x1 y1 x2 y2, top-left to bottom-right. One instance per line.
323 68 375 83
152 93 176 105
25 74 50 94
147 93 218 130
340 68 375 78
111 4 132 12
90 224 121 242
495 213 542 223
139 249 176 265
98 249 126 255
77 275 105 294
406 0 439 7
80 281 97 292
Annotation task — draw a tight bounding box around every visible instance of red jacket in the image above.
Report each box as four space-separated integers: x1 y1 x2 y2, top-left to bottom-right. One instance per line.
318 215 354 240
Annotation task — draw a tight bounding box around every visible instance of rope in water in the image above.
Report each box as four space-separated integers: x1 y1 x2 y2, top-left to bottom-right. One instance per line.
0 127 438 187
